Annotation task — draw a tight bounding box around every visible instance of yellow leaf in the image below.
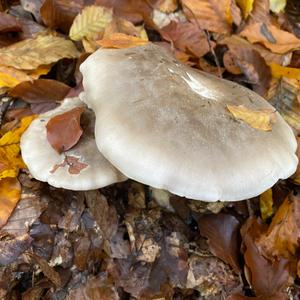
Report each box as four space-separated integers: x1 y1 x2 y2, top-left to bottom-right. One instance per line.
259 189 274 221
0 65 51 89
227 104 276 131
269 63 300 80
270 0 287 13
0 35 80 70
69 5 113 41
97 33 149 49
0 115 36 179
235 0 254 18
0 177 21 228
82 38 99 53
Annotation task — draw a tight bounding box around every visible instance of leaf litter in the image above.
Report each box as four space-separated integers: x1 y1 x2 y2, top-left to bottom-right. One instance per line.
0 0 300 299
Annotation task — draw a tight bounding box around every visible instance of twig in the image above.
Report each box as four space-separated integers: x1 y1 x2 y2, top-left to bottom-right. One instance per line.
183 4 223 78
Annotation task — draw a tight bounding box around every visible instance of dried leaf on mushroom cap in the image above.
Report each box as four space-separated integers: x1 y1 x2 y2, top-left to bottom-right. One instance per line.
20 97 126 190
79 44 297 202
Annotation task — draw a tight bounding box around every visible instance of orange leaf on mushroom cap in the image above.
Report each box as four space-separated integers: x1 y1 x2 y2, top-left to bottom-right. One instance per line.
46 106 84 153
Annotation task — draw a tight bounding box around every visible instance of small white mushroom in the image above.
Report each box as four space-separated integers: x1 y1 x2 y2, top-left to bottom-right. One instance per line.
20 97 126 190
79 44 298 201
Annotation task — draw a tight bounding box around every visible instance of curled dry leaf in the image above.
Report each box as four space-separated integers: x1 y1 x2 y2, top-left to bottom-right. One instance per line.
182 0 233 34
0 35 80 70
96 33 148 49
40 0 84 33
240 22 300 54
198 213 241 273
257 195 300 260
160 21 211 58
227 104 276 131
69 5 113 41
0 116 36 179
0 12 22 33
0 178 21 228
241 218 291 297
46 107 84 153
227 45 271 96
10 79 71 103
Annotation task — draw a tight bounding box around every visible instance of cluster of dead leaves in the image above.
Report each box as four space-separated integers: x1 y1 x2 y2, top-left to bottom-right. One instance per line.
0 0 299 299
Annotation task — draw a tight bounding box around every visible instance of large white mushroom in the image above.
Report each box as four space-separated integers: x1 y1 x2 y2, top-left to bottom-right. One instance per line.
79 44 298 201
20 97 126 190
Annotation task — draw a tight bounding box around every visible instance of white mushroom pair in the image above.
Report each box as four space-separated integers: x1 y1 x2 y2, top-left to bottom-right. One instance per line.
21 44 298 202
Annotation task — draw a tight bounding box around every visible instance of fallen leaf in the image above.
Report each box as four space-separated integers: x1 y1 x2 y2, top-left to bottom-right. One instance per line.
69 5 113 41
241 218 291 297
156 0 178 13
0 34 80 70
240 22 300 54
50 155 88 174
0 12 22 33
227 45 271 96
269 62 300 79
0 233 32 265
0 65 51 89
41 0 84 33
257 195 300 259
10 79 71 103
298 260 300 277
160 21 211 58
0 115 36 179
227 104 276 131
182 0 233 33
223 51 242 74
260 189 274 221
46 107 84 153
270 0 287 13
235 0 254 18
96 33 148 49
198 213 241 273
26 253 62 288
0 178 21 228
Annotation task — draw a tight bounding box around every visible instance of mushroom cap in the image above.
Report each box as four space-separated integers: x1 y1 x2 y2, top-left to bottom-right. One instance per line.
80 44 298 201
20 97 126 190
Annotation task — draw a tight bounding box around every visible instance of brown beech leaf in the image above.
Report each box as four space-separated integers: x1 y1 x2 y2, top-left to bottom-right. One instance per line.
156 0 178 13
0 12 22 33
0 233 32 265
46 107 84 153
240 22 300 54
257 195 300 260
241 218 291 297
182 0 233 33
227 105 276 131
159 21 211 58
227 45 271 96
96 33 148 49
198 213 241 273
227 293 288 300
10 79 71 103
40 0 84 33
0 178 21 228
50 155 88 174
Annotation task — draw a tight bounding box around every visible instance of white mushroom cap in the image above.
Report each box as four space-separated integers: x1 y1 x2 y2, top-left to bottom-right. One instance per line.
79 44 298 201
20 97 126 190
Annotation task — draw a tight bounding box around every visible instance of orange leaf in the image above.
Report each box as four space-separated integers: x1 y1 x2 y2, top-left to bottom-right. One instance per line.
96 33 148 49
46 107 84 153
257 195 300 259
0 177 21 228
182 0 232 34
240 22 300 54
